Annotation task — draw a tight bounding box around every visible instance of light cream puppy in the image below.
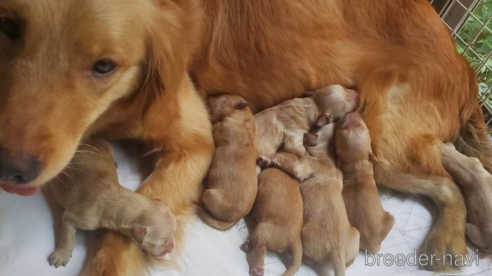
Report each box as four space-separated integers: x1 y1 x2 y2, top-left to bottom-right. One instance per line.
335 112 395 254
198 94 257 230
255 85 359 159
259 124 359 276
44 138 176 268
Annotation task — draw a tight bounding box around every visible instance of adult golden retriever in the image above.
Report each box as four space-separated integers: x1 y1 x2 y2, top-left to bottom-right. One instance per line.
0 0 490 274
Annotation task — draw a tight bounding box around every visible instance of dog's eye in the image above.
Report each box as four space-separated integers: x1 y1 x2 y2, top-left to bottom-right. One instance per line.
0 18 20 39
92 59 117 75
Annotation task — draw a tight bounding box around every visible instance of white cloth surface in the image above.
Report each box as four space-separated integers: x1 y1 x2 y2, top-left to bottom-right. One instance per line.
1 144 492 276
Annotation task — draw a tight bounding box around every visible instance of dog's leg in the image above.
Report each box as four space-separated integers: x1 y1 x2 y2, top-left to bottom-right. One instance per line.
247 241 267 276
82 84 215 275
259 153 314 181
49 212 77 268
441 143 492 254
375 164 467 271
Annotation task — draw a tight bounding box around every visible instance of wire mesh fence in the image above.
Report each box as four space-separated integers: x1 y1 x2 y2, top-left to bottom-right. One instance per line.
430 0 492 125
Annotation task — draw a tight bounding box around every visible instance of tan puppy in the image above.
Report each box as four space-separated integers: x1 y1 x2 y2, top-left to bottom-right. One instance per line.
255 85 359 158
335 112 395 254
441 142 492 254
43 138 176 268
259 124 359 276
198 94 257 230
241 168 303 276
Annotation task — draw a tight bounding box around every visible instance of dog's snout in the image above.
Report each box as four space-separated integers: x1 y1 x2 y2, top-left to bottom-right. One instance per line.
0 147 41 185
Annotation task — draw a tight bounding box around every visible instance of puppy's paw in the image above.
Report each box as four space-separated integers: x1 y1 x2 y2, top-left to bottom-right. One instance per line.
250 267 264 276
256 156 272 168
241 240 252 253
48 249 72 268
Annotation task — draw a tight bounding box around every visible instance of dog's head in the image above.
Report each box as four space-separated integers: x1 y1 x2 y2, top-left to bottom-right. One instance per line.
0 0 190 195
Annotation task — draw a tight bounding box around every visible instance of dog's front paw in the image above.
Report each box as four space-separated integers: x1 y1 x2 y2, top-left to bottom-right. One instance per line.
48 249 72 268
256 156 272 168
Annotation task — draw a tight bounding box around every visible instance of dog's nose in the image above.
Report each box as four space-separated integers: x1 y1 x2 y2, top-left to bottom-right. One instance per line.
0 147 41 185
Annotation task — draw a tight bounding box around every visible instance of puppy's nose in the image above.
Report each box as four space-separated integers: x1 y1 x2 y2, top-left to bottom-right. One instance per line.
0 147 41 185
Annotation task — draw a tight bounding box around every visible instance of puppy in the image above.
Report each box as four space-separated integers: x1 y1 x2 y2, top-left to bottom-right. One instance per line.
241 168 303 276
441 142 492 254
43 138 176 268
335 112 395 254
198 94 257 230
259 123 359 276
255 85 359 158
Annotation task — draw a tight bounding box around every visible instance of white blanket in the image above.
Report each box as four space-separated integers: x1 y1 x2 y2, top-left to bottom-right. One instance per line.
1 144 491 276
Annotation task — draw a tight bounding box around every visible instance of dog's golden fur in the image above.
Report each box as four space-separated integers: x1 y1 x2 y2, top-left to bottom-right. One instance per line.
1 0 491 274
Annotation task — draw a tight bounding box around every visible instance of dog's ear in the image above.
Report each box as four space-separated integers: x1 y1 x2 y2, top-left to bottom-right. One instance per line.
303 133 319 146
139 1 191 127
316 114 333 127
235 100 250 110
302 90 316 97
132 225 147 244
369 152 379 163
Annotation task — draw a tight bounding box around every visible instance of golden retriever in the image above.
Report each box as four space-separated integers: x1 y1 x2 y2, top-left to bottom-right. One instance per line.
198 94 257 230
0 0 490 274
260 124 360 276
335 112 395 254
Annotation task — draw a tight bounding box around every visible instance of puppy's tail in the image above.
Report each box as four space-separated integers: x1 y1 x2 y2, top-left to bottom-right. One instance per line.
454 103 492 174
281 239 303 276
196 206 238 231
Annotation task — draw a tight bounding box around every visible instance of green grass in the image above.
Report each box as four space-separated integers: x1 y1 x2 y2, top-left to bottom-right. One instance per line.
454 0 492 106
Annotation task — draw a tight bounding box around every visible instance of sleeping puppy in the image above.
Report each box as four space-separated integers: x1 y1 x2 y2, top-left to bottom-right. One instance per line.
255 85 359 159
241 167 303 276
441 142 492 254
259 123 359 276
43 138 176 268
198 94 257 230
335 112 395 254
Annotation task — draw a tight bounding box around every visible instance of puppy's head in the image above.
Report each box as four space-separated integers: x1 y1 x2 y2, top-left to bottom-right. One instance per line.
132 200 177 257
335 112 376 163
0 0 190 194
311 85 359 121
207 94 249 123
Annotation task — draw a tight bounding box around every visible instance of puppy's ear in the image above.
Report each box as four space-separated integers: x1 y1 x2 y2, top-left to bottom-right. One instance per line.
303 133 319 146
235 101 250 110
132 225 147 244
369 152 379 164
302 90 316 97
316 114 333 127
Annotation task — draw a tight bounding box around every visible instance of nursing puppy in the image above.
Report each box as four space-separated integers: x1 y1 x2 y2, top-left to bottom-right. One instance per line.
255 85 359 158
335 112 395 254
259 124 359 276
198 94 257 230
44 138 176 268
441 142 492 254
241 168 303 276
